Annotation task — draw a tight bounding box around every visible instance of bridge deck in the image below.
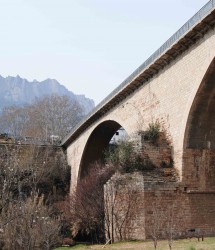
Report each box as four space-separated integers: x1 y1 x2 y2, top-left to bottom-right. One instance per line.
62 0 215 147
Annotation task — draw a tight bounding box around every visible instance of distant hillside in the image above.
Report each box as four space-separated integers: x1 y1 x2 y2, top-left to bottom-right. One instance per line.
0 75 95 114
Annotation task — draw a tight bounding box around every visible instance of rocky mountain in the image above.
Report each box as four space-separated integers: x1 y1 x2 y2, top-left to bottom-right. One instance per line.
0 75 94 114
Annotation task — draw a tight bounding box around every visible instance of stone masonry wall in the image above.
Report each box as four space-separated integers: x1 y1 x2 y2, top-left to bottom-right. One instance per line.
189 193 215 234
104 172 215 242
182 149 215 191
144 190 191 239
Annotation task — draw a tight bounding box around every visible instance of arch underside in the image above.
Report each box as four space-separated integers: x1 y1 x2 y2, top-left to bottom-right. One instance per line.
79 120 122 179
182 58 215 190
185 58 215 149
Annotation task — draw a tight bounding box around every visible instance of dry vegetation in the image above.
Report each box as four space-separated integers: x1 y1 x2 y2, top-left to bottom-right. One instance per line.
0 95 83 140
0 144 70 249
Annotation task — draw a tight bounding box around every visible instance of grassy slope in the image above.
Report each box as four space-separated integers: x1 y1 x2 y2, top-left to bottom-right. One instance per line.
56 237 215 250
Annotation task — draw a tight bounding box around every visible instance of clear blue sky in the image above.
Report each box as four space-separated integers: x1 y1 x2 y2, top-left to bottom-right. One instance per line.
0 0 209 104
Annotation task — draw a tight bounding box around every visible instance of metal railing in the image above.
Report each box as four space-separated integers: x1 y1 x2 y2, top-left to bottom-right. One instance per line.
62 0 215 145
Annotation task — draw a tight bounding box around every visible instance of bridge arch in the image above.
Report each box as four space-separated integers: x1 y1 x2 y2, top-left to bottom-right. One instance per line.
78 120 128 179
184 57 215 150
182 57 215 188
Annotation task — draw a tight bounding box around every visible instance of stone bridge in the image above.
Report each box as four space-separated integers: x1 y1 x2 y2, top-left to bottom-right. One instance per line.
62 0 215 193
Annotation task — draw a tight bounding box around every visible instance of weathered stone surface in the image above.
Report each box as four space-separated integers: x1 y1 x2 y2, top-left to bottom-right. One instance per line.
66 25 215 189
104 170 215 241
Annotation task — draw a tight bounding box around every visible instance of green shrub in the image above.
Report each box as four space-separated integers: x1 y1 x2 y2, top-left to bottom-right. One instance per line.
105 141 135 173
144 120 160 143
105 141 154 173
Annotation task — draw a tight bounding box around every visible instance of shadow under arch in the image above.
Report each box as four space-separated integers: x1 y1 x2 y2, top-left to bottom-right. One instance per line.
78 120 126 180
183 57 215 150
182 57 215 189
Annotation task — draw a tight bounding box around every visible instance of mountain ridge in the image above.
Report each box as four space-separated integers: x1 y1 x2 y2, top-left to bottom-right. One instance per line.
0 75 95 114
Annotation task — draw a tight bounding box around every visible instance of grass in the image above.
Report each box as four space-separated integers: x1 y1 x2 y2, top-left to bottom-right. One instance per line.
56 237 215 250
56 245 88 250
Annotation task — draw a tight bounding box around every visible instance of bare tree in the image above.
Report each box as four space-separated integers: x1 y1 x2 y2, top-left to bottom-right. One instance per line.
0 144 69 202
164 202 176 250
28 95 83 140
146 195 184 250
0 106 29 138
0 95 83 141
59 164 114 243
165 198 185 250
104 174 141 243
0 144 69 249
1 193 61 250
147 198 165 250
